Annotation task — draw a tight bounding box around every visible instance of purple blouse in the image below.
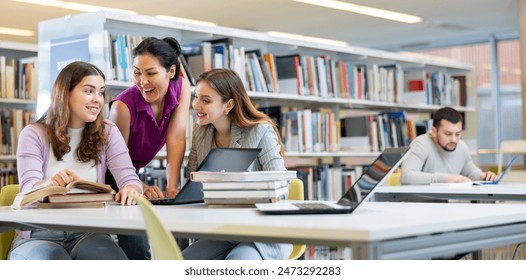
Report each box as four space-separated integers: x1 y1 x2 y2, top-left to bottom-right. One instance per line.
110 78 182 169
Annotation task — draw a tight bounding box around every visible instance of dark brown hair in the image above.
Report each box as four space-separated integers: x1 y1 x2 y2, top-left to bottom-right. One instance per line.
41 61 107 163
433 106 463 129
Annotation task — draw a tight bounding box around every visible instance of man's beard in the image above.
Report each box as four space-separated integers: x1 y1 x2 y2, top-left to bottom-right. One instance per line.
439 141 457 152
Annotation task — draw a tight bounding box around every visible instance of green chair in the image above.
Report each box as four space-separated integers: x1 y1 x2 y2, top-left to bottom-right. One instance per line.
287 179 306 260
0 184 19 260
135 196 184 260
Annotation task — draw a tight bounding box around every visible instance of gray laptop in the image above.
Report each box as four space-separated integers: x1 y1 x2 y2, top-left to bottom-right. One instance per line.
256 147 411 214
150 148 261 205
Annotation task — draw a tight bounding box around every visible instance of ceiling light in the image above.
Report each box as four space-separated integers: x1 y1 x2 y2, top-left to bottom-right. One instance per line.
0 27 35 37
267 31 348 47
293 0 422 24
11 0 137 14
155 15 217 27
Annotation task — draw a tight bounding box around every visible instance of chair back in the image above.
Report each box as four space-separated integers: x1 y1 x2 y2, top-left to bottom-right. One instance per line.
135 196 184 260
386 171 401 186
0 184 19 260
287 179 306 260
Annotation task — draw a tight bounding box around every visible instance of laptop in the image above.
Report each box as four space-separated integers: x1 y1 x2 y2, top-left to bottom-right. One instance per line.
149 148 261 205
473 156 517 185
255 146 411 215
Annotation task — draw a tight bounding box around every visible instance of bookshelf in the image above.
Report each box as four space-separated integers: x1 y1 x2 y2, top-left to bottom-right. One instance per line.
0 41 38 186
37 10 477 169
37 11 476 169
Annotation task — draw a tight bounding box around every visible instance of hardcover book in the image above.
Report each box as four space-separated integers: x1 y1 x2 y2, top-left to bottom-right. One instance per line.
36 201 112 209
190 171 297 182
11 180 115 210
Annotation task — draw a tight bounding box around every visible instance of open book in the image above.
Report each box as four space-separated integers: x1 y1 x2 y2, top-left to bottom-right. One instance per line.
11 180 115 210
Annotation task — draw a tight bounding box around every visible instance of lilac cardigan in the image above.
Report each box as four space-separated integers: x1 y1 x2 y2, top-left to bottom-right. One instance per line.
16 120 143 194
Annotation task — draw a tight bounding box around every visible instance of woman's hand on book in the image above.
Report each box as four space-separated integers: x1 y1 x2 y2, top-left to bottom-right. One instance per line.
50 168 80 187
115 185 142 206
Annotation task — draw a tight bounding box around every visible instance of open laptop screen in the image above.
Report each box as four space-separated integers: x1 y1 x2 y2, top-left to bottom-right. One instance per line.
337 147 411 209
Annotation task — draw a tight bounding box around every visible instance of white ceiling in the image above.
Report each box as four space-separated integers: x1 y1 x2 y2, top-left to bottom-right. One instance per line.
0 0 521 51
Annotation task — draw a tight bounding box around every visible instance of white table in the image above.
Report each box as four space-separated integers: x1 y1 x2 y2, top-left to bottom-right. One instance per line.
3 202 526 259
371 183 526 202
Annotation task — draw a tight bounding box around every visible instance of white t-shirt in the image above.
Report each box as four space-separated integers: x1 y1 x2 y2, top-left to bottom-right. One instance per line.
46 127 97 182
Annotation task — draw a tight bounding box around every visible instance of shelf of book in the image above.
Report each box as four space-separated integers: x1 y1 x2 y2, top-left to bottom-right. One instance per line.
0 155 16 161
37 10 477 159
0 41 38 185
105 79 475 113
0 98 37 105
38 11 477 156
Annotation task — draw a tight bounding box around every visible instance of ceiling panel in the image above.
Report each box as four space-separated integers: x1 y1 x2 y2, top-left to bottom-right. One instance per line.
0 0 519 51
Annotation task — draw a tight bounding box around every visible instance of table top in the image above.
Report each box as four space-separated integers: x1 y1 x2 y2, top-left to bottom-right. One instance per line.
374 183 526 195
3 201 526 247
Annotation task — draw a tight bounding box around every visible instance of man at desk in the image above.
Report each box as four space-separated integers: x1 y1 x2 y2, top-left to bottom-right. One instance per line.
401 106 497 185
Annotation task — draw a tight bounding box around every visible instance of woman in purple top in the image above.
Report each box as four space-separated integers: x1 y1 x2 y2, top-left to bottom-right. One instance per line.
108 37 191 198
10 61 142 260
107 37 191 259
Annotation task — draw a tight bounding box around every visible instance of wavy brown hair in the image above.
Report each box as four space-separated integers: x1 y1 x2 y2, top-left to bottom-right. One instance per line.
40 61 107 163
196 69 284 156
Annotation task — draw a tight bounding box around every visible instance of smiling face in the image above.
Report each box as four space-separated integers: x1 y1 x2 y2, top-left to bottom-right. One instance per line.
68 75 105 128
132 54 175 105
192 80 233 127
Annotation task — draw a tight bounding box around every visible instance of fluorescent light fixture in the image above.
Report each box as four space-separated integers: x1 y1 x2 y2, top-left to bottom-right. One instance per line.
293 0 422 24
267 31 348 47
0 27 35 37
11 0 137 14
155 15 217 27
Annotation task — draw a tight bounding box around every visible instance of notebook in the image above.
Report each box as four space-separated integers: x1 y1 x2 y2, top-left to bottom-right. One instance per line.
149 148 261 205
255 147 412 215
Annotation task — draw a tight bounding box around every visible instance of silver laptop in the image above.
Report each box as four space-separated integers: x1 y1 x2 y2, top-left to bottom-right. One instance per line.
255 147 411 214
150 148 261 205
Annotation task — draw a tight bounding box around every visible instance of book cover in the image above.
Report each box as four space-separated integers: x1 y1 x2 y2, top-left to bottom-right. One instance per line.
11 180 114 210
50 34 90 86
204 197 281 206
203 186 288 199
190 170 297 182
36 201 111 209
46 192 115 203
202 180 288 191
275 54 301 94
340 116 371 152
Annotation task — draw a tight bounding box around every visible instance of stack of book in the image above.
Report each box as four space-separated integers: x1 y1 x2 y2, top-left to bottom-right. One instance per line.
190 171 298 207
11 180 115 209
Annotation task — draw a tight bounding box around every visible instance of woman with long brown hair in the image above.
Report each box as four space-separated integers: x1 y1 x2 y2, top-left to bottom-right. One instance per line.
183 68 291 260
10 61 142 260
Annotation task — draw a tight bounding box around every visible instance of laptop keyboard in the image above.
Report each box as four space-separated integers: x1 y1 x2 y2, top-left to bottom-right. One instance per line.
292 202 332 209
